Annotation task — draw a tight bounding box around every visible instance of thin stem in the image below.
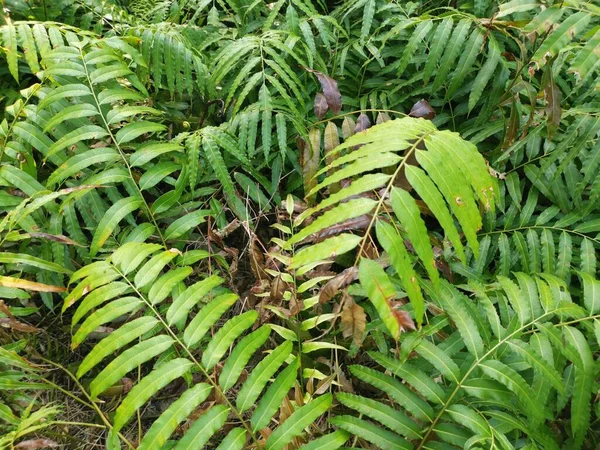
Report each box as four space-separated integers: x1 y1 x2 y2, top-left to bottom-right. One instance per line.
38 357 136 450
479 225 600 246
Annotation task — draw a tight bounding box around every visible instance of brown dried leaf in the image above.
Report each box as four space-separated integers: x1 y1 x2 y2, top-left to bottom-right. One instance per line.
249 236 267 281
319 266 358 304
303 128 321 204
15 439 59 449
341 116 356 139
355 113 372 133
28 232 83 246
503 98 519 149
314 93 329 119
0 318 40 333
303 67 342 114
0 300 15 319
0 276 65 293
409 99 436 119
392 309 416 332
376 112 391 124
544 77 561 139
341 295 366 347
313 215 372 243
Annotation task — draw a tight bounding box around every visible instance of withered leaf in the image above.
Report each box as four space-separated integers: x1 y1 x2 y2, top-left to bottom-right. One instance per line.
303 127 321 204
28 232 83 246
376 112 391 124
324 121 340 194
0 317 40 333
392 309 416 333
341 295 366 347
249 236 267 280
503 98 519 149
314 93 329 119
544 78 561 139
355 113 372 133
313 215 371 243
319 266 358 304
409 99 436 119
341 116 356 139
15 440 59 449
0 276 66 293
303 67 342 114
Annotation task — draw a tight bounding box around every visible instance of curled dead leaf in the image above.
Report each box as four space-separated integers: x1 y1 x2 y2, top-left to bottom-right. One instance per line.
409 99 436 119
0 318 40 333
303 67 342 114
355 113 372 133
15 439 59 449
341 294 366 347
314 93 329 119
392 309 416 333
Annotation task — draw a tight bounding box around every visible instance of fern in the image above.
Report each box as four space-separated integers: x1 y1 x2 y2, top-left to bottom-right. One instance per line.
328 273 598 450
284 117 495 327
64 242 330 449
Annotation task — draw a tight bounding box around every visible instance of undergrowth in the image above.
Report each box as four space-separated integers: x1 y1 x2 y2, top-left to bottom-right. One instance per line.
0 0 599 449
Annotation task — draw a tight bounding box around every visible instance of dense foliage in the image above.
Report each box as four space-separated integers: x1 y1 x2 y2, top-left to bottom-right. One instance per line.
1 0 599 448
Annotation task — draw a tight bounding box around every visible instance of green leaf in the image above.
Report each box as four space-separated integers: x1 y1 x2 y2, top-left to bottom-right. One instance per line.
423 18 453 84
47 148 120 186
532 12 591 67
215 428 247 450
89 335 174 398
369 352 446 404
505 339 565 394
113 358 194 432
77 317 159 378
173 405 230 450
329 415 411 450
134 250 179 290
219 326 271 392
72 282 131 326
359 258 401 340
167 275 224 326
138 383 212 450
478 359 544 423
115 122 166 145
43 104 100 133
202 311 258 369
336 393 421 439
72 297 143 347
148 267 193 305
182 293 238 346
350 365 434 422
4 21 19 82
290 234 362 269
563 326 594 449
414 339 460 383
0 252 71 274
391 187 439 288
578 271 600 314
298 430 350 450
130 143 183 167
285 198 377 249
252 359 299 432
90 197 143 256
164 210 211 240
435 281 484 358
236 341 293 413
265 394 332 450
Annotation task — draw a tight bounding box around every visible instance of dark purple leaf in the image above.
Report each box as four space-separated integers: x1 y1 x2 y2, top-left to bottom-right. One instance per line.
409 99 436 119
